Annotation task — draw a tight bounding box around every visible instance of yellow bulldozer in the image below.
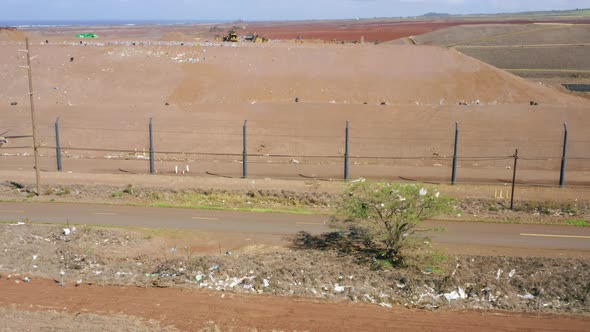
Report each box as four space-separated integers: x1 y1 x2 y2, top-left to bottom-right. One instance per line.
223 29 239 42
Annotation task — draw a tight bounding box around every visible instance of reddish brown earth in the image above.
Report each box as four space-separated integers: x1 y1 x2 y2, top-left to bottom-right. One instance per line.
1 278 589 331
1 28 589 184
245 19 590 42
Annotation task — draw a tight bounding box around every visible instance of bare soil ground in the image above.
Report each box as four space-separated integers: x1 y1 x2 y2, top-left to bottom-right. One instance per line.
0 305 179 332
4 279 590 332
1 26 590 184
407 24 590 99
0 223 589 331
412 24 590 47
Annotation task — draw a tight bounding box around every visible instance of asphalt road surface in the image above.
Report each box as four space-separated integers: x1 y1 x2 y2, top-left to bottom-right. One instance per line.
0 202 589 252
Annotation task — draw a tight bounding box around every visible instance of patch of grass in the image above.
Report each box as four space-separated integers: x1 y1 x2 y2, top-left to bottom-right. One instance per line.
123 184 135 195
111 185 136 198
149 201 323 215
143 190 334 215
564 219 589 227
44 187 71 196
404 247 451 276
372 258 394 270
422 251 450 276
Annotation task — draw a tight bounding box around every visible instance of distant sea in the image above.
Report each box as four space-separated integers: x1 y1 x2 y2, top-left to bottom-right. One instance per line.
0 19 227 28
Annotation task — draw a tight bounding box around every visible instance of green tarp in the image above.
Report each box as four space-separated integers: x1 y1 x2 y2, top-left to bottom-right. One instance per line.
76 33 98 38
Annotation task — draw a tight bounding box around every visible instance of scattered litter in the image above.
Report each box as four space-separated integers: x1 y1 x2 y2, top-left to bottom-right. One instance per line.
518 292 535 300
63 228 71 236
23 277 30 282
444 287 467 301
509 269 516 278
379 302 392 308
334 284 345 293
59 270 65 286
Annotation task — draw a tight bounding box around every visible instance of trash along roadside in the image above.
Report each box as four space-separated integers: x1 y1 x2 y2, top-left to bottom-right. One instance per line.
0 224 588 314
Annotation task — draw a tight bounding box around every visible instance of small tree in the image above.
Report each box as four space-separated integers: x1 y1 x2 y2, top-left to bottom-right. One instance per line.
340 181 451 265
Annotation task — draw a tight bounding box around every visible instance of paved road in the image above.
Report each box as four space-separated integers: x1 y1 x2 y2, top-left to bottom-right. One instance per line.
0 202 589 251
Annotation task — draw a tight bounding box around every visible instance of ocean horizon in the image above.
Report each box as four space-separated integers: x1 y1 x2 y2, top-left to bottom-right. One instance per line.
0 19 228 28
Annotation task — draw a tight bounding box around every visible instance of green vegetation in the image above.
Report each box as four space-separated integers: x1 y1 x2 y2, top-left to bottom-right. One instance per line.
43 187 71 196
414 249 450 276
565 219 589 227
149 201 319 215
339 181 452 265
113 189 335 215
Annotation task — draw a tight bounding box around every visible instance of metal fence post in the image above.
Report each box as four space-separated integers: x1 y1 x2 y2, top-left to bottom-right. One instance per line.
243 120 248 178
344 120 350 180
451 122 459 185
559 123 568 188
510 149 519 210
54 116 62 172
149 117 155 175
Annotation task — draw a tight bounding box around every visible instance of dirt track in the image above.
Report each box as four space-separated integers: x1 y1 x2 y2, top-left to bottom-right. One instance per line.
1 278 588 331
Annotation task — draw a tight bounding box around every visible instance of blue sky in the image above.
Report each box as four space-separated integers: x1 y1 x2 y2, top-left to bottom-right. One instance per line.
1 0 589 21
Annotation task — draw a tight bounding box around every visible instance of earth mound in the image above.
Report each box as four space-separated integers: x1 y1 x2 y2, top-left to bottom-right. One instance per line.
169 44 583 106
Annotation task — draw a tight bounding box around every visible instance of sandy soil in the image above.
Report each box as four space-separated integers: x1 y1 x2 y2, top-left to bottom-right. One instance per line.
0 305 178 332
1 27 589 184
2 279 590 332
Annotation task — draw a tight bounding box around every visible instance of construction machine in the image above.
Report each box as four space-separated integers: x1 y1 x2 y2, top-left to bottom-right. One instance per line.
244 33 269 43
223 29 239 42
0 130 32 147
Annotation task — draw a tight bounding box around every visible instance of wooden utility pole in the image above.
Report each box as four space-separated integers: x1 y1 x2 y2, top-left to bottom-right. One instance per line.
25 38 41 195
